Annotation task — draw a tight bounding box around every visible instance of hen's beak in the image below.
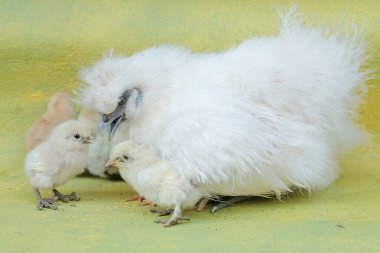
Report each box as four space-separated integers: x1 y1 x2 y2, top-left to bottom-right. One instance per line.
105 160 116 167
99 88 142 140
99 110 125 140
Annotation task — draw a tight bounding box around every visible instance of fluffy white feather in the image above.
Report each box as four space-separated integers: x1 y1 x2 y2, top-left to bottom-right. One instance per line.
78 9 368 198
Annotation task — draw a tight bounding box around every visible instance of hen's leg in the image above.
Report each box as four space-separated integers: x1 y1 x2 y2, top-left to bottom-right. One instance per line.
149 208 172 216
52 189 80 203
34 188 57 210
211 196 251 213
154 203 190 227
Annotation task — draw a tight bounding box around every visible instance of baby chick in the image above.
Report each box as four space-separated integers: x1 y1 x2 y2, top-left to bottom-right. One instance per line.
107 140 208 227
24 120 92 210
25 92 77 151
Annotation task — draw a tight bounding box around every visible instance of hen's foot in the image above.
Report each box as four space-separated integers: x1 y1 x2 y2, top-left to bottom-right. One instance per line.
53 189 80 203
149 208 173 216
211 196 251 213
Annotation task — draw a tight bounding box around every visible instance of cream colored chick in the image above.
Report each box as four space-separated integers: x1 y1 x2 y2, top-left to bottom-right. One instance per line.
107 140 207 227
24 120 92 210
25 92 76 151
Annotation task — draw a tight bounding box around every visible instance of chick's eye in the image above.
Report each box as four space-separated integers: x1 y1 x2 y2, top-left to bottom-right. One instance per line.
123 155 129 160
74 134 80 139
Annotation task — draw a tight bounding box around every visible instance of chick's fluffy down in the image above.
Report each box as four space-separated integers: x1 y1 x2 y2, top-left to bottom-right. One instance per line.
110 141 207 209
24 120 91 189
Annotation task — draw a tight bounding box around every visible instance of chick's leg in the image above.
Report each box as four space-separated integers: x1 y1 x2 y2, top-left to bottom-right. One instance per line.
52 189 80 203
211 196 251 213
126 195 156 206
126 195 144 202
154 203 190 227
34 188 57 210
186 198 209 212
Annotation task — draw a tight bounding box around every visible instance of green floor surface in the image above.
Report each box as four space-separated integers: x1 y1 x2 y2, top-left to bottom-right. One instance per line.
1 1 379 252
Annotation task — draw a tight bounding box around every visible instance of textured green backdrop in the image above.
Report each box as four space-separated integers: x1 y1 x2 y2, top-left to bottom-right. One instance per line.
1 1 379 252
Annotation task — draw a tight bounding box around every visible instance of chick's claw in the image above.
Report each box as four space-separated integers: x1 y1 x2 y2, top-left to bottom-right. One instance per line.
53 189 80 203
185 198 209 212
126 195 144 202
140 200 155 206
154 216 190 227
126 195 156 206
37 198 57 210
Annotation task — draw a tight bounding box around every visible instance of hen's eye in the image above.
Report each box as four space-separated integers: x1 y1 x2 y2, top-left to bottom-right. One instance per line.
119 96 126 105
103 114 110 122
123 155 129 160
74 134 80 139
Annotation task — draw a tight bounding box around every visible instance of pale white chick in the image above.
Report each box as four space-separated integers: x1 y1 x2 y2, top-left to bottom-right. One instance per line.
78 107 114 178
107 141 208 227
25 92 76 151
24 120 92 210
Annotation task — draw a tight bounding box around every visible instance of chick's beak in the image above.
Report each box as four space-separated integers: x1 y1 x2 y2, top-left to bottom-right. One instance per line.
106 160 116 167
81 136 93 144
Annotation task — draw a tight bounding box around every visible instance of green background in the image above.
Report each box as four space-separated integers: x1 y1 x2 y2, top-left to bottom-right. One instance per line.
1 1 379 252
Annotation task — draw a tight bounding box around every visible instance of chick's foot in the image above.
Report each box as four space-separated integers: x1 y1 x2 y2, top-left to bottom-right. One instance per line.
34 188 57 210
37 198 57 210
126 195 144 202
153 203 190 227
53 189 80 203
126 195 156 206
185 198 209 212
154 216 190 227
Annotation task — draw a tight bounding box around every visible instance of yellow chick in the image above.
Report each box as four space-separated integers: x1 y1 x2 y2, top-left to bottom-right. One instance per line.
107 140 208 227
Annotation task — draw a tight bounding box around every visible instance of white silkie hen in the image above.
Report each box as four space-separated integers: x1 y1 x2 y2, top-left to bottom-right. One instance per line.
77 9 369 211
106 140 208 226
24 120 93 210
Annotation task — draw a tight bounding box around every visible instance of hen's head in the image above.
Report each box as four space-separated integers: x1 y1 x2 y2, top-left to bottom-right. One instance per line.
76 52 143 139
